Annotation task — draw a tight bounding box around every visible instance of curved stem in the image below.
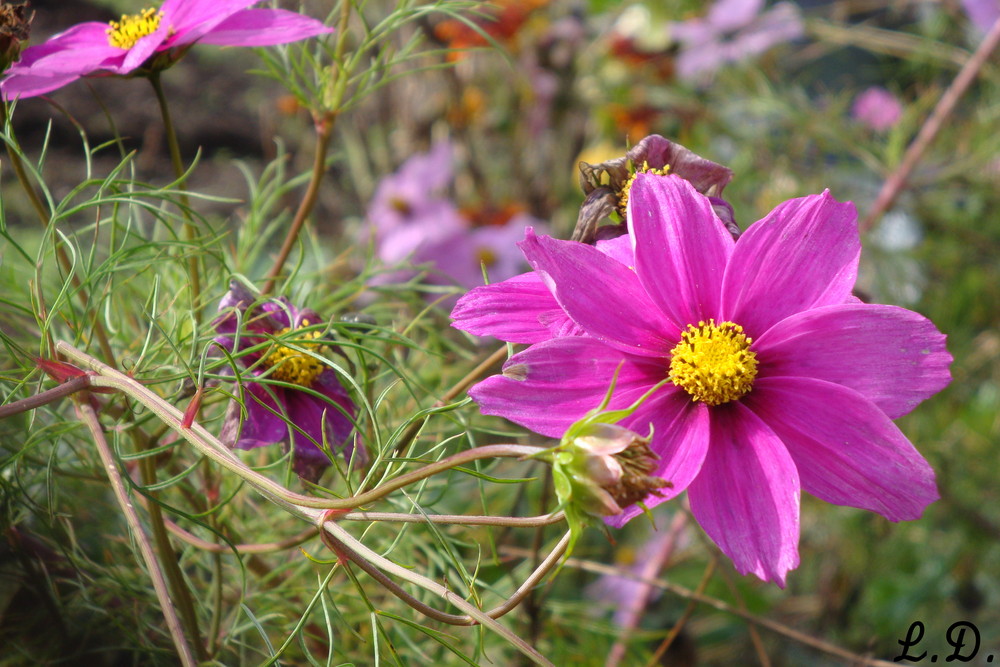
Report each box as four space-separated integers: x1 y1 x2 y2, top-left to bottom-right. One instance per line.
340 510 565 527
0 376 91 419
319 516 560 666
149 72 202 322
58 341 544 510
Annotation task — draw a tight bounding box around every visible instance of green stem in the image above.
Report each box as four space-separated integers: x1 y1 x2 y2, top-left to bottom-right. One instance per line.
149 72 202 322
74 398 198 667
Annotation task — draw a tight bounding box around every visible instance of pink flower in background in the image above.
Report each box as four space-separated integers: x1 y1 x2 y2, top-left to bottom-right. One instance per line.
213 281 360 482
962 0 1000 35
671 0 803 81
1 0 332 99
457 173 951 584
367 142 544 291
852 86 903 132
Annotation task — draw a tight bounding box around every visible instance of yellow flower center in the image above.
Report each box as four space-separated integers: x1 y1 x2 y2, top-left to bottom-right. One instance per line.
668 319 758 405
260 322 329 388
619 161 670 213
106 8 163 50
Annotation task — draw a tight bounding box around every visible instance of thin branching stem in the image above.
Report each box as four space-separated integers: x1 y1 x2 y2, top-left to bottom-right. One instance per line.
262 0 355 294
319 516 561 666
75 397 198 667
861 15 1000 232
0 376 91 418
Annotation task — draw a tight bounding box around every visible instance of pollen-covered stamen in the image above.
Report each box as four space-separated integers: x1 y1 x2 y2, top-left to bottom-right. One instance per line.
106 8 163 50
618 161 670 214
260 321 330 388
669 319 758 405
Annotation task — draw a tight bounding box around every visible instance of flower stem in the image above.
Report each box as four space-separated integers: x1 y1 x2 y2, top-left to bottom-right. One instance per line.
58 341 544 510
261 0 355 295
149 72 202 322
860 15 1000 233
74 397 198 667
0 376 91 419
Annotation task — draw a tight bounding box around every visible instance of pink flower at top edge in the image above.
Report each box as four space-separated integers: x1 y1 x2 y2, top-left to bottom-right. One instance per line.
455 173 952 585
1 0 332 100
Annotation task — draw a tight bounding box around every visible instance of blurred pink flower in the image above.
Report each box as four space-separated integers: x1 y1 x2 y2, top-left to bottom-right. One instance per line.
671 0 803 81
1 0 332 99
962 0 1000 35
852 86 903 132
367 142 544 291
458 173 951 585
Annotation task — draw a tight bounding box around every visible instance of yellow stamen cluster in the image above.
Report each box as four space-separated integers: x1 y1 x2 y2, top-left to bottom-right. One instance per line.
260 321 329 388
618 161 670 213
669 319 758 405
106 8 163 50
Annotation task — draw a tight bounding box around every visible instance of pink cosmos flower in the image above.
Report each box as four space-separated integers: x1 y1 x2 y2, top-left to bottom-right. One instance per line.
1 0 332 100
457 173 952 585
214 281 361 483
852 86 903 132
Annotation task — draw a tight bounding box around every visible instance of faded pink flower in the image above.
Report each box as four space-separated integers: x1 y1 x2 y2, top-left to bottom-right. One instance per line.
1 0 332 99
852 86 903 132
456 173 952 585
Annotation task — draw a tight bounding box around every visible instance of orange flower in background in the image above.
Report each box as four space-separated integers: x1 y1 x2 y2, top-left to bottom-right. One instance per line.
434 0 549 59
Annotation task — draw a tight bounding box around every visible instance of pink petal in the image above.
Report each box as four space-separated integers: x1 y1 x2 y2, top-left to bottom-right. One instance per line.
223 381 289 450
519 229 678 357
755 303 952 418
196 9 333 46
606 394 710 527
628 174 734 327
687 402 801 585
1 71 85 99
450 272 568 343
122 22 171 72
161 0 260 45
469 337 665 438
744 377 938 521
721 191 859 338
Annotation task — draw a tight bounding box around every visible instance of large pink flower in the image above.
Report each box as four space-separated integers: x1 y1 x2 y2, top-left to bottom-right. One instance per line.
459 174 952 585
1 0 332 100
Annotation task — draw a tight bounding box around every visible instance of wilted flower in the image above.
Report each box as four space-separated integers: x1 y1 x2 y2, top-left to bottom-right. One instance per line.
0 1 31 72
214 281 360 482
670 0 803 82
852 86 903 132
1 0 331 100
574 134 736 242
453 136 734 343
459 173 952 585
